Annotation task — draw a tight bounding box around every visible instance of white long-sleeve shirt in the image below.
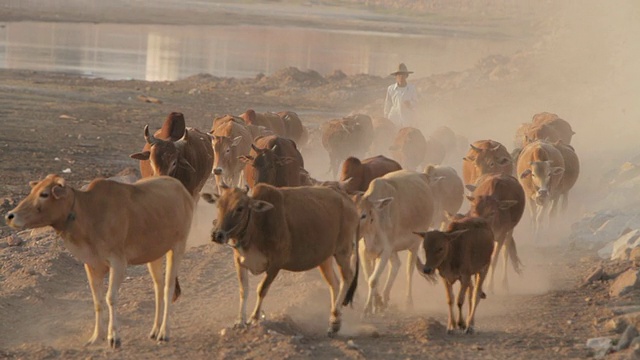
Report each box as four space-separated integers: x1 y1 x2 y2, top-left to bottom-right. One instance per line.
384 83 418 127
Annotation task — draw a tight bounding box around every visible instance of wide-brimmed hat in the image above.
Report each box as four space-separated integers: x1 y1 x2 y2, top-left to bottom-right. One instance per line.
390 63 414 76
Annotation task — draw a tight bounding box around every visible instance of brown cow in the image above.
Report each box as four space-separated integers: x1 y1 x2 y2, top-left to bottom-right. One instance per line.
465 173 525 291
137 112 186 178
462 140 513 186
517 140 565 238
321 114 374 178
370 117 398 157
531 112 575 145
5 174 194 347
210 116 253 192
424 136 447 166
414 216 494 334
339 155 402 193
130 115 214 199
389 127 427 171
423 165 464 230
240 135 304 189
201 184 359 336
276 110 307 144
240 109 286 137
552 141 580 212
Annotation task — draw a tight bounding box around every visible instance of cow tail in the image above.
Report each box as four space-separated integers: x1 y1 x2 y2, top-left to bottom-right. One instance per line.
342 224 360 307
172 277 182 302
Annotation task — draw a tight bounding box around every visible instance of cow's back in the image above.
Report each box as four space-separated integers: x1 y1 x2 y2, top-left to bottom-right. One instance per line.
350 155 402 192
252 185 358 271
425 165 464 215
553 142 580 194
85 176 194 265
368 170 434 238
391 127 427 170
447 217 494 273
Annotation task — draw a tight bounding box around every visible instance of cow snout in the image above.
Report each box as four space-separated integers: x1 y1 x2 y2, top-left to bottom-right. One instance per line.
422 267 433 275
537 189 548 197
5 213 14 222
213 168 223 176
212 230 227 244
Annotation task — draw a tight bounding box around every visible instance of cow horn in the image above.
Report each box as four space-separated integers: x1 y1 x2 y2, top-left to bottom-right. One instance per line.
270 144 278 152
144 125 160 145
469 144 481 152
490 143 501 151
251 143 261 153
177 128 188 144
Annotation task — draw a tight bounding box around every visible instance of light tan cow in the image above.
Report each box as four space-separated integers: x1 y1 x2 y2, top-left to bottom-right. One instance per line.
210 116 253 192
201 184 359 336
517 140 565 238
414 216 494 334
5 174 194 348
353 170 434 315
462 140 513 186
423 165 464 230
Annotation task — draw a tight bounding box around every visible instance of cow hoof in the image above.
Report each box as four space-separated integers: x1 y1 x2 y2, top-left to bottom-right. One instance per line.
464 326 475 335
149 329 158 340
457 321 466 329
85 333 101 346
446 328 455 335
109 337 121 349
157 335 169 342
480 291 487 299
233 321 247 329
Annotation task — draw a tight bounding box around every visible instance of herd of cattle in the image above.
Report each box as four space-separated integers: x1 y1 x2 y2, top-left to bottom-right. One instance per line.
4 109 579 348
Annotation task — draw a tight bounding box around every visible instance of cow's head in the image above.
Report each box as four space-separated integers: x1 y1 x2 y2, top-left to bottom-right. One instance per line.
466 194 518 222
519 161 564 205
201 184 272 246
339 157 364 193
211 134 243 181
413 229 467 277
130 125 194 177
240 144 295 186
353 192 393 242
5 174 74 230
463 143 512 176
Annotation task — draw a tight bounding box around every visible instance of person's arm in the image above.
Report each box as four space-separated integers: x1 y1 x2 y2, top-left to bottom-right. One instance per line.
404 84 418 109
383 86 392 118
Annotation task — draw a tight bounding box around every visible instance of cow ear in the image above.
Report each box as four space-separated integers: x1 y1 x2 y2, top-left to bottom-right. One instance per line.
231 136 243 147
413 231 428 239
551 167 565 176
238 155 254 164
29 180 39 188
463 155 476 162
519 169 532 179
374 197 393 210
498 200 519 210
465 184 477 193
130 151 151 160
350 191 364 204
201 192 220 204
276 156 295 166
249 199 274 212
51 185 66 199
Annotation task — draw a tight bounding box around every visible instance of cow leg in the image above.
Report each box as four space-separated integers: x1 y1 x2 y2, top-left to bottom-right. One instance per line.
442 278 456 334
363 248 391 316
404 244 420 309
456 278 470 329
106 258 127 349
465 268 489 334
381 252 400 309
249 268 280 324
157 244 185 342
486 240 502 293
84 263 109 346
234 253 249 327
318 258 341 335
147 257 165 340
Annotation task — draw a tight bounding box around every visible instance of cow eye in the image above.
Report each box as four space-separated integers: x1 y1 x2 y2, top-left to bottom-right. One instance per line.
236 206 244 212
488 161 495 168
39 192 49 198
225 148 231 153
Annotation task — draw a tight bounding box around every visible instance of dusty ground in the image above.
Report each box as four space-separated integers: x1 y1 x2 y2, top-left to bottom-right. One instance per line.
1 1 640 359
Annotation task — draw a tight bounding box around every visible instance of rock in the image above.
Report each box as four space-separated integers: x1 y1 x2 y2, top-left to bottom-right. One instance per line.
611 229 640 260
616 325 639 351
610 269 640 297
346 339 360 351
586 337 612 359
631 336 640 359
583 264 606 285
598 242 614 259
604 317 627 333
631 247 640 266
7 234 23 246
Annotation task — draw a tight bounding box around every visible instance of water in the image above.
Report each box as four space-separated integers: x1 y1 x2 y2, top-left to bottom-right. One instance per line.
0 21 521 81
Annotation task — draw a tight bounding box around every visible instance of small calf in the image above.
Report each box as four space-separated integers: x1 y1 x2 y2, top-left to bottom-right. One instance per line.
414 217 494 334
